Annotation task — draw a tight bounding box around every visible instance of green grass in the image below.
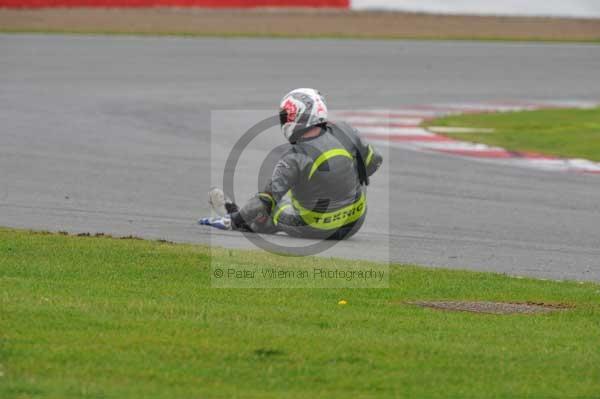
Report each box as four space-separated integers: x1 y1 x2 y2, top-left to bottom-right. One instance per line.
1 228 600 398
425 107 600 161
2 29 600 43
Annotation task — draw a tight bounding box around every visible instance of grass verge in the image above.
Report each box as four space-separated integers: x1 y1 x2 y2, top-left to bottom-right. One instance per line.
1 227 600 398
2 29 600 44
425 107 600 161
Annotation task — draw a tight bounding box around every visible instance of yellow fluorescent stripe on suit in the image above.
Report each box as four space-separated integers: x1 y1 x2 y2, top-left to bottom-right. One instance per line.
258 192 275 209
366 145 374 166
291 193 366 230
272 204 291 226
308 148 353 179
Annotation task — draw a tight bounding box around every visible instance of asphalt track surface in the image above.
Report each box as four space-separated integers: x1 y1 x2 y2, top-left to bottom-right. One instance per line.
2 34 600 281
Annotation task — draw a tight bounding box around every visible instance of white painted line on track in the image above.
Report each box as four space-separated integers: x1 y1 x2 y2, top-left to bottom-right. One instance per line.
427 127 495 134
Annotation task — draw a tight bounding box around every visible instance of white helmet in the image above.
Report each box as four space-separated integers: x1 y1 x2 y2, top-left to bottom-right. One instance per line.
279 88 328 143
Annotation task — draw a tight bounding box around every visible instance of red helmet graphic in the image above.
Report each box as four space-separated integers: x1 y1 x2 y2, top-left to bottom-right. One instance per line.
279 88 328 143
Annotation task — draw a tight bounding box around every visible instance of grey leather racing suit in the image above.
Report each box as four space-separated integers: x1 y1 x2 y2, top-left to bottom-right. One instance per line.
232 121 383 240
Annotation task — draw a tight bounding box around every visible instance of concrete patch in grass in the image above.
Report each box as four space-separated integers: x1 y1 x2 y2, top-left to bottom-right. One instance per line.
407 300 572 315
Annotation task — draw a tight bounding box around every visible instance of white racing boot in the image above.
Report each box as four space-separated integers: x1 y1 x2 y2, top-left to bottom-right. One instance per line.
198 188 237 230
208 187 237 216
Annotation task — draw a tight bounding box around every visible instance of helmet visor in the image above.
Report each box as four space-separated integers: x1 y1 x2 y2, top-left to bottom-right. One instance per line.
279 110 288 127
